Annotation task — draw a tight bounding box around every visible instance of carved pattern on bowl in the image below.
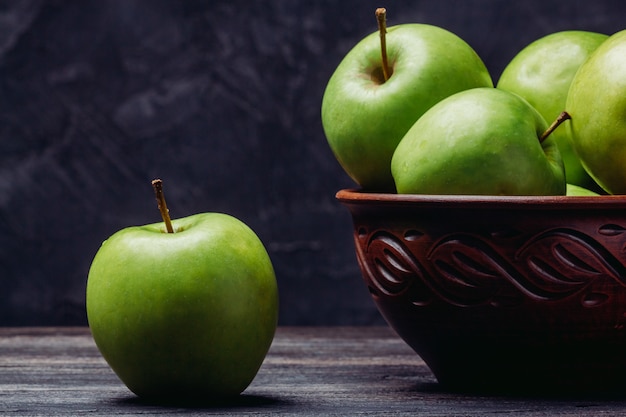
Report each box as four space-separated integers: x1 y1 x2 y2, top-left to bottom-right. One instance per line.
355 225 626 309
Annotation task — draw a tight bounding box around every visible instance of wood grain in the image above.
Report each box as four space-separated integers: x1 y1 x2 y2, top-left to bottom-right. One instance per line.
1 327 626 415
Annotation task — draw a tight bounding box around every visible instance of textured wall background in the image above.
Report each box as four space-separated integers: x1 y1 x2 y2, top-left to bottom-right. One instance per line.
0 0 624 325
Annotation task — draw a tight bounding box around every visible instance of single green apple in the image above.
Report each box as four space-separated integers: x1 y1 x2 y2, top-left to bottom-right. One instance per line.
321 8 493 191
391 88 565 195
566 183 600 196
497 30 608 191
566 29 626 195
86 181 279 401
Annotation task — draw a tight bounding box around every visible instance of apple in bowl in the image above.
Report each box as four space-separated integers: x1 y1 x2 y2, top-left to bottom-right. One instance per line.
391 87 566 196
321 8 493 192
497 30 608 191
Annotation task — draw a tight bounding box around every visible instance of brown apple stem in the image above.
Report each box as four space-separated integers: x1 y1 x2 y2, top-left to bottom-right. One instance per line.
540 111 571 143
376 8 391 82
151 179 174 233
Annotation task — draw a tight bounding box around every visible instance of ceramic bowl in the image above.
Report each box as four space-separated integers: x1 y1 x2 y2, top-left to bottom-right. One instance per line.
336 188 626 395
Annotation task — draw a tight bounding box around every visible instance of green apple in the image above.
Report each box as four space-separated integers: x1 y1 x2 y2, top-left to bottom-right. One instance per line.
566 183 600 196
497 30 608 191
321 8 493 191
391 88 565 195
86 180 279 401
566 30 626 195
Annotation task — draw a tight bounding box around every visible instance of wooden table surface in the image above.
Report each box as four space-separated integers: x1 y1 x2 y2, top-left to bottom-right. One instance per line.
2 326 626 416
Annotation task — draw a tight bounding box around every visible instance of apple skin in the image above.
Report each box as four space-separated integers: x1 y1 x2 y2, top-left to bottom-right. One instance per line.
497 30 607 191
566 183 600 196
566 30 626 195
86 212 279 401
391 87 565 195
322 24 493 192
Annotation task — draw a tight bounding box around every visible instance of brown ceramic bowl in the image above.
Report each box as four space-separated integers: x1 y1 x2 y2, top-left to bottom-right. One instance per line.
336 188 626 395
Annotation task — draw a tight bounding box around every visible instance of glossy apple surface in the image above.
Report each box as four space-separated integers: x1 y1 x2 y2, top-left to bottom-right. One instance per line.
86 212 279 401
322 23 493 191
391 88 565 195
497 30 607 190
566 30 626 194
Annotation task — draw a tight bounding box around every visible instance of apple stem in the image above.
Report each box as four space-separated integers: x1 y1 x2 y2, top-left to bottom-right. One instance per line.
376 8 391 82
540 111 571 143
151 179 174 233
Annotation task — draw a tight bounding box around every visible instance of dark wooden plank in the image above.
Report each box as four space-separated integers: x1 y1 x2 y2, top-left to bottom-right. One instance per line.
1 327 626 415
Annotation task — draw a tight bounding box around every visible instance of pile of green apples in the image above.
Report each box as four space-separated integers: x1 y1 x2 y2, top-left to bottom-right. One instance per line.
322 8 626 197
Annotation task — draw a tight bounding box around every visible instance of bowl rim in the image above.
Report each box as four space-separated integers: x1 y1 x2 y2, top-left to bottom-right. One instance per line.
335 188 626 210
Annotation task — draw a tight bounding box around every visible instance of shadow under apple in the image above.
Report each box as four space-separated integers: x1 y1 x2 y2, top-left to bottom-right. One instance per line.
112 392 291 410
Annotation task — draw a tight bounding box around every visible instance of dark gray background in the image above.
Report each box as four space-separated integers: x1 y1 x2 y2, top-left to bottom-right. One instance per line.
0 0 624 326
